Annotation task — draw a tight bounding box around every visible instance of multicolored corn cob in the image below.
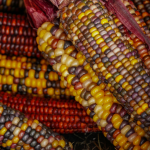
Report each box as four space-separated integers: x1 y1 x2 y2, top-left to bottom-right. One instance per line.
60 0 150 123
0 102 73 150
0 0 25 14
0 13 42 58
0 91 99 134
37 21 150 149
0 55 72 99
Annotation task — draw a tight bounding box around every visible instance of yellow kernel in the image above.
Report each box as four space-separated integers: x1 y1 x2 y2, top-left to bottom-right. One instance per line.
101 110 110 120
6 140 12 146
46 23 54 31
87 108 91 115
89 27 97 33
93 114 99 122
142 103 148 111
114 18 119 23
92 75 99 83
113 119 123 129
34 120 39 124
47 88 54 95
41 42 48 52
113 36 119 42
92 31 99 37
122 82 128 88
80 74 91 83
131 59 138 65
12 136 19 144
116 134 124 142
119 137 127 147
7 75 13 85
85 10 92 16
115 75 123 83
21 123 28 131
96 97 104 105
96 38 104 44
59 140 66 148
115 62 122 68
103 102 113 110
105 73 112 79
95 90 105 99
102 45 109 53
137 108 143 115
78 12 85 19
91 86 102 96
67 75 75 85
94 34 101 40
0 127 7 135
101 18 109 25
39 30 47 38
112 114 121 123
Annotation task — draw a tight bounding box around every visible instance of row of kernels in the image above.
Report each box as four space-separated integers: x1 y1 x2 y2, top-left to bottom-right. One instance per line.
0 44 41 58
0 92 78 108
0 59 52 72
0 35 37 45
0 12 26 19
0 13 30 27
0 25 36 37
0 0 25 14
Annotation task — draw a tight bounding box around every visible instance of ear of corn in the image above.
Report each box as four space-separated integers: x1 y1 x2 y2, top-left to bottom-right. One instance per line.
0 102 73 150
37 20 150 149
0 55 72 99
60 0 150 124
0 91 99 134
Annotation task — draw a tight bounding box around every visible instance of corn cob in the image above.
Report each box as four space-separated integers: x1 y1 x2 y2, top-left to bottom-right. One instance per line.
37 21 150 149
0 13 42 58
131 0 150 29
60 0 150 121
0 91 99 134
0 0 25 14
0 55 72 98
0 102 73 150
